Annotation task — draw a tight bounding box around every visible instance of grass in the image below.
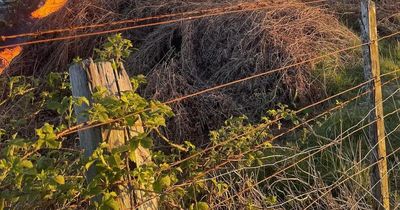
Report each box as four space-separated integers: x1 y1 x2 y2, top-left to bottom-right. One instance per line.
214 40 400 209
313 40 400 96
284 39 400 208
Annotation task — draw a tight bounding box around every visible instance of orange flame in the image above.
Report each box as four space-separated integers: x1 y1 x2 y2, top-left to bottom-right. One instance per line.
31 0 68 19
0 0 67 74
0 46 22 74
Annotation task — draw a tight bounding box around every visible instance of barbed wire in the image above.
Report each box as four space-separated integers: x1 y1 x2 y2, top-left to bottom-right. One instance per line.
303 119 400 209
349 149 400 208
1 2 398 51
134 75 400 208
212 105 400 208
55 69 400 210
0 0 328 50
272 133 400 210
54 27 400 139
54 42 369 138
56 68 400 176
208 78 399 207
0 1 399 208
265 78 400 209
0 0 327 41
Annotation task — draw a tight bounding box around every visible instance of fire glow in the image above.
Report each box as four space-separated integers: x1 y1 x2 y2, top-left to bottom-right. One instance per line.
0 46 22 74
31 0 68 19
0 0 67 74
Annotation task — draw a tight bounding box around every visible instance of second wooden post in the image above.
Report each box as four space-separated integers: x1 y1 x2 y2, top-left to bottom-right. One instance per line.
361 0 390 209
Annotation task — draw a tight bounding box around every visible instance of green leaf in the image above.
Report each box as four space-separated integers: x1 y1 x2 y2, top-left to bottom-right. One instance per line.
54 175 65 185
145 115 166 127
0 159 8 169
74 96 90 106
190 202 209 210
20 160 33 169
36 123 59 148
154 175 171 192
159 163 170 171
58 96 71 114
73 56 83 63
130 75 146 91
103 193 120 210
264 141 272 148
16 174 23 189
109 192 117 197
46 100 61 112
35 139 45 150
140 137 153 149
130 137 140 151
85 160 96 170
129 151 137 163
184 141 196 150
89 104 109 122
86 183 103 197
46 139 62 149
37 157 53 170
104 199 120 210
125 116 137 126
111 145 129 154
159 175 171 187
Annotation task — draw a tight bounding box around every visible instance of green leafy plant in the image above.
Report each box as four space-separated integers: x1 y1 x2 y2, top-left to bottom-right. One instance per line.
0 71 301 209
0 35 304 209
95 33 134 70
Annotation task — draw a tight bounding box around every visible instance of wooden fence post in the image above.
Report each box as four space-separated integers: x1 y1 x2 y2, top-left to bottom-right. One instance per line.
361 1 390 209
69 59 158 210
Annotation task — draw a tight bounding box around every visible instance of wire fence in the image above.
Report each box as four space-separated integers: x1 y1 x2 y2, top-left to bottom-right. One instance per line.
1 0 400 209
0 0 327 41
131 73 400 208
0 0 327 49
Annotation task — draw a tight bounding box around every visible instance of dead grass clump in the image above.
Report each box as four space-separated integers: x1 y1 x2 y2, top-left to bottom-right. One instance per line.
128 0 359 143
6 0 229 77
4 0 359 144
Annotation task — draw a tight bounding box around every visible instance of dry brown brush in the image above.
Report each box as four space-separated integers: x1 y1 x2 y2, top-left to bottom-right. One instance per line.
128 0 359 143
4 0 359 143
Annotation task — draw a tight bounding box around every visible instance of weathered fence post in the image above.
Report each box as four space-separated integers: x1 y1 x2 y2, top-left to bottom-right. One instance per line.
361 1 390 209
69 59 158 209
